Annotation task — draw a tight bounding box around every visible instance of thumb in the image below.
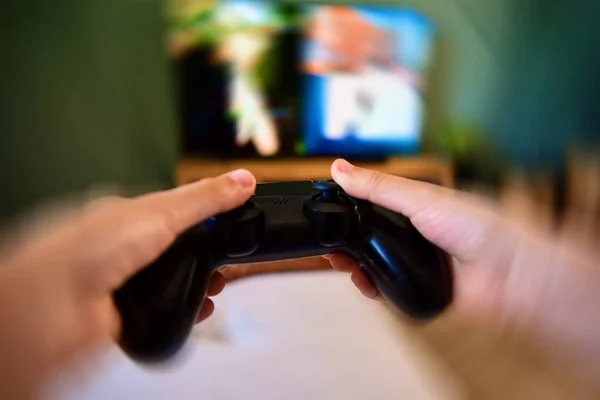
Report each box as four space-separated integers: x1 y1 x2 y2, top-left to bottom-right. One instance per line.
330 159 504 264
86 169 258 291
9 169 257 295
134 168 257 234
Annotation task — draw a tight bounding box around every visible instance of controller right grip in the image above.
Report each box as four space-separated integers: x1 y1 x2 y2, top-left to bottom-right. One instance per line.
114 230 214 363
360 229 453 320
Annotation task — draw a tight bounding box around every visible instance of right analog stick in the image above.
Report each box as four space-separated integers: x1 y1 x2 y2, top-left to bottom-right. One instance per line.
312 180 343 203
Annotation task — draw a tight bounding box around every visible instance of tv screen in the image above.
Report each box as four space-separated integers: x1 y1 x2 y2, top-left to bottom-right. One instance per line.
167 1 435 159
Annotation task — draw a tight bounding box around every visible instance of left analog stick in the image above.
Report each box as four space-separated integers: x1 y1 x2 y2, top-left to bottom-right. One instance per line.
223 201 265 257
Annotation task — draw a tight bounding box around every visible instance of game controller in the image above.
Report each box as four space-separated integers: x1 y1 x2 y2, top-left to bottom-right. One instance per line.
114 180 453 363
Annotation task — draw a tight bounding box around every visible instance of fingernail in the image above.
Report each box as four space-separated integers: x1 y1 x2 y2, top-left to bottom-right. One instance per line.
334 159 353 174
228 169 255 188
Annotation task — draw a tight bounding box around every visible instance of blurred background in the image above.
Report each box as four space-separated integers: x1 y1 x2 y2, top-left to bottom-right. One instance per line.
2 0 599 228
1 0 600 398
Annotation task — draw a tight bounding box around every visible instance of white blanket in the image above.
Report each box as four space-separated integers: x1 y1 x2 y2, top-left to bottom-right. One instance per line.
60 271 464 400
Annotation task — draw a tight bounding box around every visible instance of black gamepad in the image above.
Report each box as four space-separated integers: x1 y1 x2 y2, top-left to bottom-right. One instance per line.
114 180 453 363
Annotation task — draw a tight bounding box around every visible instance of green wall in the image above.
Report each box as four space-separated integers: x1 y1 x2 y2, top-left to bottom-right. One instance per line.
395 0 511 127
0 0 180 222
484 0 600 168
403 0 599 169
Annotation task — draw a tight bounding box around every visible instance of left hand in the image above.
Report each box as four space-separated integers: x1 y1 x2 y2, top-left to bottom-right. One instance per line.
0 169 256 398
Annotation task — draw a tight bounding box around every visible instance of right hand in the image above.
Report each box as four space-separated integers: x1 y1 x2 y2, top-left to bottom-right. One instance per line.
327 159 600 380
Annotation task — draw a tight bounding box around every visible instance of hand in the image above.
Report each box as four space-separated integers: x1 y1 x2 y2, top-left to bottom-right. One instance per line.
327 159 600 381
0 169 256 397
327 158 518 318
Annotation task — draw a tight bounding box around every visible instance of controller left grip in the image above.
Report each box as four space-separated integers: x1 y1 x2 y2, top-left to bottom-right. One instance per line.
114 232 214 363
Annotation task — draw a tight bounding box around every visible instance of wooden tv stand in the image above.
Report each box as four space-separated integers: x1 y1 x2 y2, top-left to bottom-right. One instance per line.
176 156 454 281
176 156 454 187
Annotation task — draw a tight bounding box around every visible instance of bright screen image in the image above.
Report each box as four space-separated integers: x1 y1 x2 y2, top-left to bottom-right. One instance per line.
167 1 435 158
300 5 436 156
168 0 303 157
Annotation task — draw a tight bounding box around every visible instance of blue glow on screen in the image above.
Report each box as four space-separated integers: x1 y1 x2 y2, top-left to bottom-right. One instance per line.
300 6 436 157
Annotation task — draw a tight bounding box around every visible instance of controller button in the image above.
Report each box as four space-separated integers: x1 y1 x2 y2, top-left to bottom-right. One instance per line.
231 200 255 216
312 180 340 192
313 180 345 203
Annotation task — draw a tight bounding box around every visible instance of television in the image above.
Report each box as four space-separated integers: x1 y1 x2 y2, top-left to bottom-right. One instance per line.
166 1 436 159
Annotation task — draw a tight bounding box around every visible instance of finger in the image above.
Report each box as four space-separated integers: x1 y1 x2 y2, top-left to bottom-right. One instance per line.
331 159 503 263
351 269 382 300
135 169 256 234
331 158 450 219
329 253 359 273
43 170 256 295
197 298 215 323
207 272 226 297
100 170 255 289
328 254 384 301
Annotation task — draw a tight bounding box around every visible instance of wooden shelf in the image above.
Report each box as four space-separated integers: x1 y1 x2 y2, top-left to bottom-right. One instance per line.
176 156 454 188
